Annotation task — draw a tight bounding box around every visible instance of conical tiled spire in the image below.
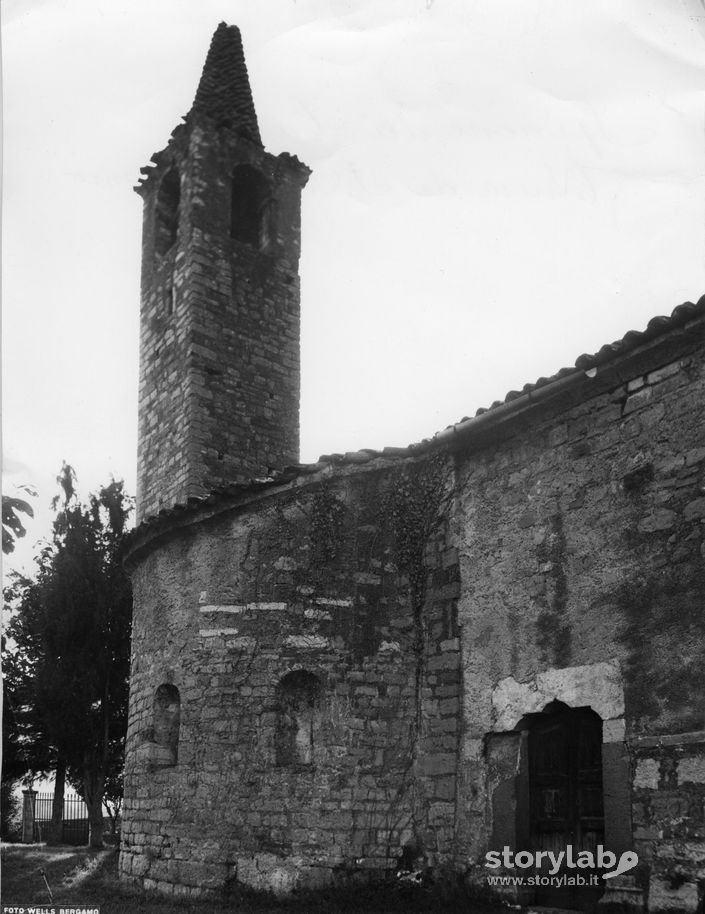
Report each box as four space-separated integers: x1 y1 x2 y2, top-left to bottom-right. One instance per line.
190 23 262 145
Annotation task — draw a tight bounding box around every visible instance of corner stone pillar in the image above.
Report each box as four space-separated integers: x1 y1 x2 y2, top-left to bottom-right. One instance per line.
22 789 37 843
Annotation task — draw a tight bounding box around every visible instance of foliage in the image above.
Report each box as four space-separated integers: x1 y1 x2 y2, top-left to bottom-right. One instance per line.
381 457 449 610
2 571 53 783
103 764 124 836
2 485 36 554
309 487 347 563
0 779 23 840
2 464 134 847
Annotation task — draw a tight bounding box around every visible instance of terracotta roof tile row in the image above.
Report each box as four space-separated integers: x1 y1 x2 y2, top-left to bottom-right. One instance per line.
457 298 704 423
130 295 705 541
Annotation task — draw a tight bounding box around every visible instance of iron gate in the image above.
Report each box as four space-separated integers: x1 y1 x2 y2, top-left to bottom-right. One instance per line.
33 792 89 845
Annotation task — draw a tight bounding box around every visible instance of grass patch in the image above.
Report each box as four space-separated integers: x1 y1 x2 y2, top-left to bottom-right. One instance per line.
1 844 507 913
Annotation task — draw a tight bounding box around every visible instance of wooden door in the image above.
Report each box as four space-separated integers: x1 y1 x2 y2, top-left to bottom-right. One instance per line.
529 704 604 911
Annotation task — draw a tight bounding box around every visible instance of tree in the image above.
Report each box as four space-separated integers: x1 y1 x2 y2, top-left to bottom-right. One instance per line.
2 486 36 554
3 465 133 847
1 595 50 838
102 764 124 840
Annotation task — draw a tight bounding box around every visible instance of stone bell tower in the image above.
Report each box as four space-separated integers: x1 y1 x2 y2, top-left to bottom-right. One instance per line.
135 24 310 523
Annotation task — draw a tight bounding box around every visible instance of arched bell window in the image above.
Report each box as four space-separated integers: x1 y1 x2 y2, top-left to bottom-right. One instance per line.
230 164 271 248
154 167 180 257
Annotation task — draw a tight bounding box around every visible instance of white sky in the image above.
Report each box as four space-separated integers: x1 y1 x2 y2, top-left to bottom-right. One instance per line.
3 0 705 572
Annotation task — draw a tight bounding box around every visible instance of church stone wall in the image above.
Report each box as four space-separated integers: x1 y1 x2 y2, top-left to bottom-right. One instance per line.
123 23 705 910
122 320 705 907
120 456 462 896
452 335 705 909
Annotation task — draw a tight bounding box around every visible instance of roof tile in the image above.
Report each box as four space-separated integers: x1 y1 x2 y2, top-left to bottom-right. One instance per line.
129 295 705 542
190 23 262 145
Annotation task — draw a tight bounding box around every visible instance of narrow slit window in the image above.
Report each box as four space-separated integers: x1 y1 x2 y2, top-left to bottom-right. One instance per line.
153 683 180 766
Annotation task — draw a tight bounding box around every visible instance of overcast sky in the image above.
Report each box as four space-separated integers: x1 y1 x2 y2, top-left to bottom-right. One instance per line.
3 0 705 571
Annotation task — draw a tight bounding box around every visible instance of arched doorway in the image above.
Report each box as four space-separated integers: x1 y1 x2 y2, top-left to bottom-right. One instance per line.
528 701 604 911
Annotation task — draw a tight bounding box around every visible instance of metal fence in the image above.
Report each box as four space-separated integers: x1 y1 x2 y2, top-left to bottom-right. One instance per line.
33 791 89 845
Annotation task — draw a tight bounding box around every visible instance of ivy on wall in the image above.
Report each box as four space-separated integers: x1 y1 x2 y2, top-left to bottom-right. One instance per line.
382 456 451 614
309 486 348 564
378 455 454 864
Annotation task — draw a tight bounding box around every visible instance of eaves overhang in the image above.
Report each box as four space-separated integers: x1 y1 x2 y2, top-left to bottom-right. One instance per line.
124 296 705 564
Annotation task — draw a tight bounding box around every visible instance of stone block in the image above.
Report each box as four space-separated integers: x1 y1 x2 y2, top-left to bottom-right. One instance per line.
429 717 458 733
439 697 460 715
685 446 705 466
646 361 682 385
428 802 455 824
634 758 660 790
634 826 664 840
623 387 653 413
432 776 457 800
638 509 676 533
603 718 626 743
428 653 460 671
440 638 460 652
684 497 705 521
648 875 699 912
597 878 645 913
517 509 536 529
678 756 705 785
418 753 457 776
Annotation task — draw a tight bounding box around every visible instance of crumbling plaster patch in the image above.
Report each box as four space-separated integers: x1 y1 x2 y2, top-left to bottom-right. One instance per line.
491 660 625 732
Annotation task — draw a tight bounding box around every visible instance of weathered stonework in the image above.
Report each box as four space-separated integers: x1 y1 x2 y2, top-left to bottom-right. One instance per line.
121 456 461 893
450 333 705 911
135 25 309 523
122 22 705 913
630 731 705 912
